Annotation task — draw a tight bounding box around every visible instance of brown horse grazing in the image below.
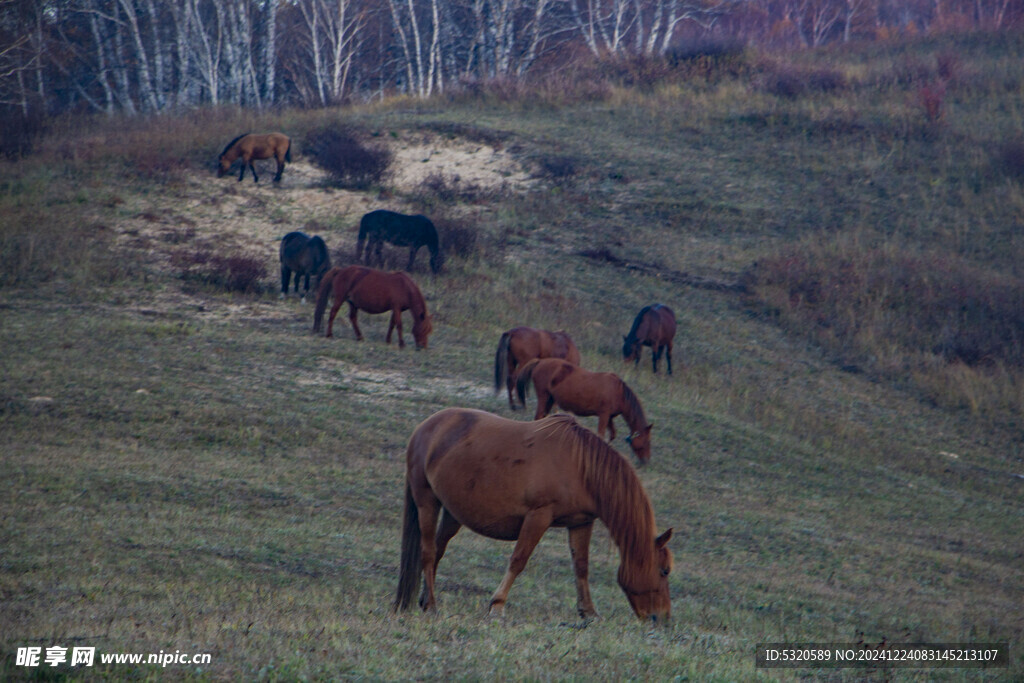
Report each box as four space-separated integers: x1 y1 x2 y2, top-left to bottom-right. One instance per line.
217 133 292 183
516 358 653 464
493 326 581 411
394 408 673 622
623 304 677 374
312 266 432 349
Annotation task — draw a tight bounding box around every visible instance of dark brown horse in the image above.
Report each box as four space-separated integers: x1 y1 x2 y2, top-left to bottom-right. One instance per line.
394 408 672 622
356 209 443 274
516 358 653 464
217 133 292 183
623 304 677 374
280 231 331 302
493 327 581 410
312 266 432 349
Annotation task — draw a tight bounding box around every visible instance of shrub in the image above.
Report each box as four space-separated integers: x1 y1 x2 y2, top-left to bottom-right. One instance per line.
303 125 393 189
173 248 268 293
535 155 578 184
756 61 847 98
994 137 1024 181
0 104 47 159
436 216 479 260
746 243 1024 369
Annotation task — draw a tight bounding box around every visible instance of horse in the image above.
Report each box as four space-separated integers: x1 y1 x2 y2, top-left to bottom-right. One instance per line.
312 265 432 349
217 132 292 183
623 304 677 374
493 327 581 411
279 232 332 303
356 209 443 274
515 358 653 464
394 408 672 623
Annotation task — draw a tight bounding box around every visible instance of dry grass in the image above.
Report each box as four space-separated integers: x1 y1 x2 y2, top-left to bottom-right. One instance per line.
1 31 1023 680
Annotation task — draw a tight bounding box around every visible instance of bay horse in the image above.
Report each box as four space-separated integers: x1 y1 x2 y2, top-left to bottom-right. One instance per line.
356 209 443 274
515 358 654 464
623 304 677 374
493 326 581 411
394 408 672 622
279 231 331 302
217 132 292 183
312 265 432 349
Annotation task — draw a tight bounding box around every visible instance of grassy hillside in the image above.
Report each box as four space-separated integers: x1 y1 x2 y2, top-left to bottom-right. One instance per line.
2 33 1022 679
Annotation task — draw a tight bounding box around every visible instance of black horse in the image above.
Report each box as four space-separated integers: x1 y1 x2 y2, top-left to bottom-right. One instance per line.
356 209 443 274
280 231 332 302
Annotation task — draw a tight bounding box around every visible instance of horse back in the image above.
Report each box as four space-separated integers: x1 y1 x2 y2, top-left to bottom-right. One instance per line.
409 409 597 535
650 305 677 342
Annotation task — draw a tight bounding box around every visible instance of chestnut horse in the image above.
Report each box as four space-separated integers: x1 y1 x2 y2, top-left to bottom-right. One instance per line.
394 408 672 622
280 231 331 302
623 304 677 374
516 358 654 464
217 132 292 183
493 327 581 410
312 266 432 349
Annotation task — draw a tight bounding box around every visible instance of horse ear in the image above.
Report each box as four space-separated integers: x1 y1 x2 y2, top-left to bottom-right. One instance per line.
646 423 654 433
656 528 673 548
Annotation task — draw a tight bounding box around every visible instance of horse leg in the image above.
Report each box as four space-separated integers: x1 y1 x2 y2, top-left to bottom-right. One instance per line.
300 273 310 303
488 506 554 617
533 389 554 420
326 299 344 338
348 304 364 341
666 344 673 375
249 161 259 183
374 241 384 267
506 362 518 411
385 310 405 348
273 158 284 183
652 347 661 374
406 246 418 272
413 494 442 611
432 509 462 574
567 523 598 619
280 265 290 298
597 414 616 441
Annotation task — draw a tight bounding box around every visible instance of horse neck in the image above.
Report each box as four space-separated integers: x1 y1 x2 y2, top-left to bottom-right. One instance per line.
619 383 648 433
404 277 427 318
626 309 649 343
575 433 656 566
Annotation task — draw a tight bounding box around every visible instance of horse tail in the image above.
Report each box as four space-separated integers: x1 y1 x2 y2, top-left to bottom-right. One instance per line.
425 218 443 273
356 215 370 261
515 358 542 408
312 267 339 334
284 138 292 163
494 331 512 394
393 482 422 612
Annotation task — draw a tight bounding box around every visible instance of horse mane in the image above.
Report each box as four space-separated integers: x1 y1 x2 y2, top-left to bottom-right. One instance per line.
220 133 249 157
536 416 656 572
619 381 648 430
398 272 428 319
626 305 654 341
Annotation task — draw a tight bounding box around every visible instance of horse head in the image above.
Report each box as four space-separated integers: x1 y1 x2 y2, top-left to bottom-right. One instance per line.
413 314 433 350
618 528 673 624
625 423 653 465
622 335 640 363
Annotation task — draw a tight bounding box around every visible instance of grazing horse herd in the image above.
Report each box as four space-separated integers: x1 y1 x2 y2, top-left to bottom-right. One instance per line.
219 132 679 624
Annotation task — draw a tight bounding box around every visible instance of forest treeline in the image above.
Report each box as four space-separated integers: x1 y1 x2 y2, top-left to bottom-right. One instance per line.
0 0 1020 117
